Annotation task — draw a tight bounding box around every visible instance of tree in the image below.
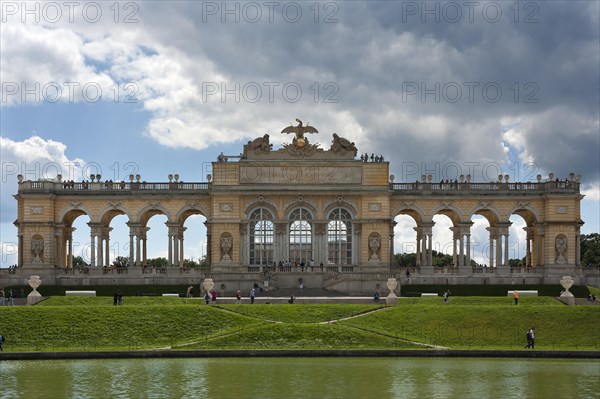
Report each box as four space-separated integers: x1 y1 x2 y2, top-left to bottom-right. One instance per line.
394 253 416 267
581 233 600 266
146 257 168 267
183 258 199 268
72 256 88 266
113 256 129 267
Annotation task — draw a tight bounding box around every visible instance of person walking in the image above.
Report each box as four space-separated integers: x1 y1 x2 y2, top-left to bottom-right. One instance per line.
513 290 519 305
0 288 5 306
525 327 535 349
250 288 255 304
235 290 242 304
0 334 4 351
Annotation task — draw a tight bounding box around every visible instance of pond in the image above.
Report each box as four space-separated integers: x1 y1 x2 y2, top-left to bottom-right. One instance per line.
1 357 598 399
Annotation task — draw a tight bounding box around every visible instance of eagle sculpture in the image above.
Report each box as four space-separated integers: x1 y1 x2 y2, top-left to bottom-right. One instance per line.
281 119 318 148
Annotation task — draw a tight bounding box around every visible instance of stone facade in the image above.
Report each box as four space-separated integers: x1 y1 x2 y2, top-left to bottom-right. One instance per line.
7 123 592 293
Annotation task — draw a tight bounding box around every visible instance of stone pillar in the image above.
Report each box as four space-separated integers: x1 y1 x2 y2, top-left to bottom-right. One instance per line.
354 223 362 267
451 227 459 267
423 223 434 266
524 227 533 267
459 234 465 266
54 226 64 269
503 233 509 267
389 220 396 267
167 222 175 266
457 223 472 272
486 226 501 268
97 236 103 267
414 227 422 267
68 236 73 268
178 226 186 268
89 223 100 267
142 227 149 266
314 222 327 266
104 227 112 267
18 232 24 267
575 227 581 267
205 221 212 267
239 222 248 265
127 222 137 266
536 224 545 267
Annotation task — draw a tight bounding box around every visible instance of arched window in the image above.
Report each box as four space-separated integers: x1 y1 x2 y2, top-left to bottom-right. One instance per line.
289 208 312 264
249 208 274 266
328 208 352 265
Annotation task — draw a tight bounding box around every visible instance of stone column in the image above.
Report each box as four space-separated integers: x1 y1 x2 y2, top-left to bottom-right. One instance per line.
451 227 459 267
68 235 73 268
89 223 101 267
459 234 465 266
313 222 327 267
239 222 248 265
204 221 212 267
575 227 581 267
18 231 24 267
524 227 533 267
103 227 112 267
178 226 186 268
97 235 103 267
167 223 175 266
142 227 149 266
54 226 64 269
535 224 545 267
486 226 501 268
414 227 422 267
127 222 137 266
456 223 472 273
389 220 396 267
354 223 362 267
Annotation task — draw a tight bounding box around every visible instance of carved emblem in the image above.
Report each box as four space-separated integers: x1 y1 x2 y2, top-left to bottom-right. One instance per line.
478 201 492 208
368 203 382 211
68 201 83 209
556 206 568 214
220 203 233 212
281 118 319 148
31 206 43 214
147 201 162 207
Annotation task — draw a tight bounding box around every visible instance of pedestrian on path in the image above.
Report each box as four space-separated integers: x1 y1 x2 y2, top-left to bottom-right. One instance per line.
250 288 255 304
513 290 519 305
524 326 535 349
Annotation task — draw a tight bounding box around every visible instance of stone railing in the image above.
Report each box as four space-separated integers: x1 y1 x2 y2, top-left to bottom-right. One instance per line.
17 180 210 193
391 181 579 194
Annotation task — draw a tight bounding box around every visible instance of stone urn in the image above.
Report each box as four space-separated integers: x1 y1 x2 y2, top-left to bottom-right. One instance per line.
202 278 215 294
386 278 398 305
559 275 575 305
27 275 42 305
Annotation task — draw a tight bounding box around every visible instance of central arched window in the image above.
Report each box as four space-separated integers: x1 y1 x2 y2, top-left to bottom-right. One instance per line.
289 208 312 263
249 208 274 266
328 208 352 265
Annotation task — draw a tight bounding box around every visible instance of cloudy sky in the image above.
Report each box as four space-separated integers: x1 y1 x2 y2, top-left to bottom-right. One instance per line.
1 1 598 266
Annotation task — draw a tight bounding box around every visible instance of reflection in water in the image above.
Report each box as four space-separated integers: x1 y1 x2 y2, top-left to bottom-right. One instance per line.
1 358 598 399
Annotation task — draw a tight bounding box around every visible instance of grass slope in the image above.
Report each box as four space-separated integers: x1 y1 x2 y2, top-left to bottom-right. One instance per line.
1 297 598 351
340 298 599 350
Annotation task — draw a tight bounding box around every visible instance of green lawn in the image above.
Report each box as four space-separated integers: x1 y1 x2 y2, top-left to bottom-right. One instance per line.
1 296 598 352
